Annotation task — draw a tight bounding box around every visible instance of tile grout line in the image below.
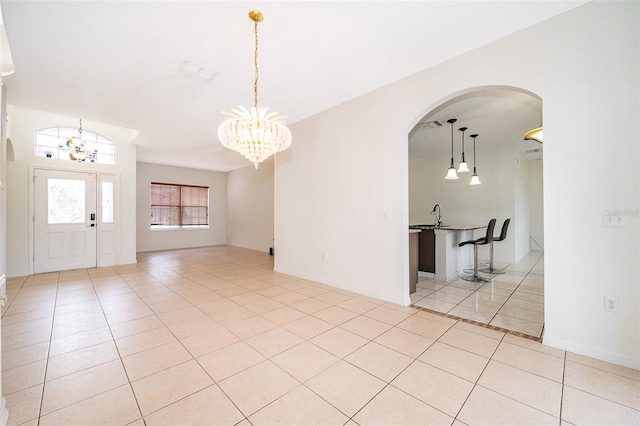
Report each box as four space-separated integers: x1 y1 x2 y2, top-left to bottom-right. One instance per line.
422 252 544 339
486 274 530 326
155 282 253 425
209 306 418 422
409 305 542 343
30 270 132 424
90 267 148 425
35 271 60 425
15 249 640 425
1 276 28 319
491 267 544 335
413 254 544 337
347 313 461 423
447 315 565 422
559 349 568 423
111 260 310 424
451 331 507 421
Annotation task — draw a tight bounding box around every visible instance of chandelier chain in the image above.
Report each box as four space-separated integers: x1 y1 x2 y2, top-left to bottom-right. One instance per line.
253 18 259 108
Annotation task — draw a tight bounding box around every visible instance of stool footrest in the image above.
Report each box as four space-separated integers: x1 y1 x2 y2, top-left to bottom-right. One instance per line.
460 274 490 283
478 267 506 275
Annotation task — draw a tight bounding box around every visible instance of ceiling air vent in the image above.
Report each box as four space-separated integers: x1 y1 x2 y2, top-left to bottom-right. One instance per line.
179 60 215 80
420 120 443 128
525 148 541 154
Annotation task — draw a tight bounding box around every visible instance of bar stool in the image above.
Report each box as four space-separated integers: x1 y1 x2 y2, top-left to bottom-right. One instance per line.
480 218 510 274
459 219 496 283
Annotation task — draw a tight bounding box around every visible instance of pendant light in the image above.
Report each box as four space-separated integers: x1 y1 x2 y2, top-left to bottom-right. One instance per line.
469 133 481 185
524 126 543 143
444 118 458 180
218 10 292 169
57 119 98 162
457 126 470 173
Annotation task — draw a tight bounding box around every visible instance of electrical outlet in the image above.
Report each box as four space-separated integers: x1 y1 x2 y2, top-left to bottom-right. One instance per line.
604 296 619 312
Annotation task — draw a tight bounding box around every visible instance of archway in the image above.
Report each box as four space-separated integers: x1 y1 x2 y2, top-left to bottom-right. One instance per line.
406 86 545 338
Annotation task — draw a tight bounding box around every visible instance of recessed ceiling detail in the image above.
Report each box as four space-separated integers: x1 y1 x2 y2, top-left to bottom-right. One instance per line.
409 89 543 161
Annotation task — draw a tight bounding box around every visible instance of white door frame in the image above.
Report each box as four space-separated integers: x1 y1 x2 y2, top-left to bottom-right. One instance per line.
33 169 97 273
28 166 121 274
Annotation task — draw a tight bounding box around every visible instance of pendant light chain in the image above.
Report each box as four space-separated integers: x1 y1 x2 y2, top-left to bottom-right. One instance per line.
470 133 481 185
253 18 259 109
473 135 476 167
450 121 454 159
460 127 466 162
445 118 458 179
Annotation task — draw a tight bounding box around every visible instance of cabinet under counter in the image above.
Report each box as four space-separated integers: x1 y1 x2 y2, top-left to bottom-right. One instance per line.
409 224 486 285
418 228 435 274
409 230 420 293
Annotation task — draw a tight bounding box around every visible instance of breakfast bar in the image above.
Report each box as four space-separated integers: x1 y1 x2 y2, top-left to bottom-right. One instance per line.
409 224 486 290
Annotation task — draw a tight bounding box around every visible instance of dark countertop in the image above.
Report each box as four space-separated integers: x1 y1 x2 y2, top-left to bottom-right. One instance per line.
409 224 486 231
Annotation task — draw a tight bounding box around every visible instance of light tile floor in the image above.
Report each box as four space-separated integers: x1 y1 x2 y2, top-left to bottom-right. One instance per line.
412 251 545 338
2 246 638 425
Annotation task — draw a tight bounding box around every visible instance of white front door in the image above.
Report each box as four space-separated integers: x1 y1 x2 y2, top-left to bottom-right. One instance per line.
34 169 97 273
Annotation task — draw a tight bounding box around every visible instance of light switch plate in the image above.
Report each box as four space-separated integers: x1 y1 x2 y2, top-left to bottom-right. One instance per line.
603 211 627 227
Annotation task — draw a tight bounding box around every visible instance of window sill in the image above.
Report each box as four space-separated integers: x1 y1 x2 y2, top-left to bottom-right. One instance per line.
150 226 209 231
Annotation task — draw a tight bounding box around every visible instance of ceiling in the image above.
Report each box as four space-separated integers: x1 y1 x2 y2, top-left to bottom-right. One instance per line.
1 1 585 172
409 89 543 161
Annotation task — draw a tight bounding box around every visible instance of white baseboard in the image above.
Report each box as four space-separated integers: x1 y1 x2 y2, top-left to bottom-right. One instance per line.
543 335 640 370
273 266 408 307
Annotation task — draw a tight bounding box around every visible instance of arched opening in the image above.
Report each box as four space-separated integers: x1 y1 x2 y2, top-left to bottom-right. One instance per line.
6 137 14 161
407 86 544 338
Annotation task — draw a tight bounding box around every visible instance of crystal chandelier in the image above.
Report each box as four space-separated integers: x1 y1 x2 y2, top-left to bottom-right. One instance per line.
218 10 292 169
58 119 98 162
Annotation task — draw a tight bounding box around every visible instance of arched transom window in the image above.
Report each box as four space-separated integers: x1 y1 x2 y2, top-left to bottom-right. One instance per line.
35 125 116 165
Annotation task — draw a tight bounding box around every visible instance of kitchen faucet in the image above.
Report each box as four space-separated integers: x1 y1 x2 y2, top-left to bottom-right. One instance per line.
430 204 442 227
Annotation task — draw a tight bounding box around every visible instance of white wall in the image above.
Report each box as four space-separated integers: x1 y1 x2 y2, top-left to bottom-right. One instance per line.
529 160 544 250
514 151 531 261
226 160 274 253
275 1 639 368
409 144 517 264
1 84 7 282
6 106 138 277
136 162 226 252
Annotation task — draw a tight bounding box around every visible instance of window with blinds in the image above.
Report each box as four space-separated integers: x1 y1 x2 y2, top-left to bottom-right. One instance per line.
150 183 209 228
